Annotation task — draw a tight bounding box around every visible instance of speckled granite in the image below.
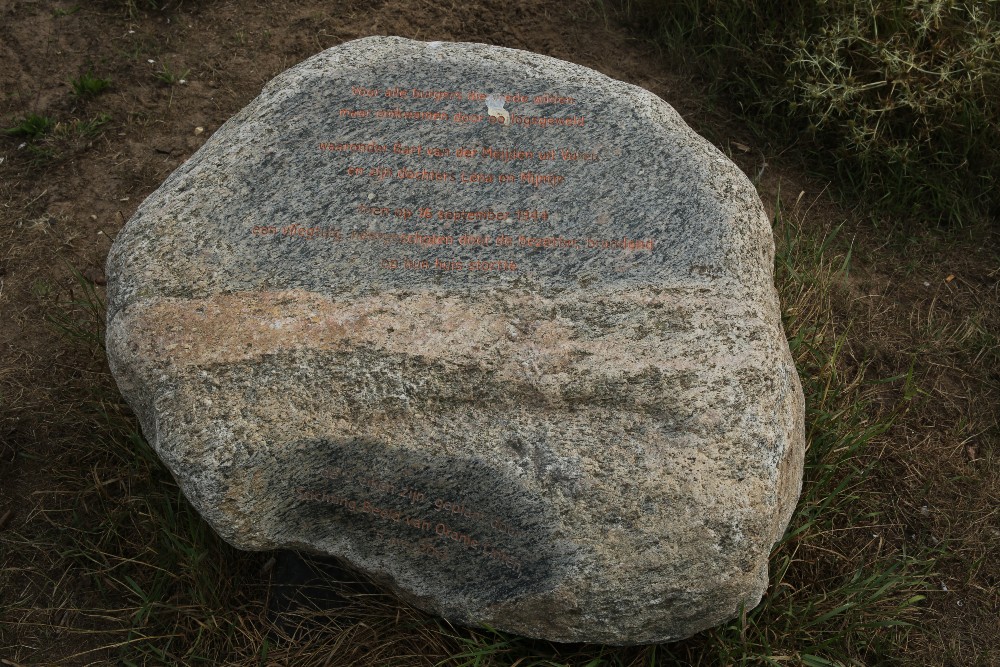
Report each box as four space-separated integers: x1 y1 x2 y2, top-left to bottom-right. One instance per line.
105 36 805 644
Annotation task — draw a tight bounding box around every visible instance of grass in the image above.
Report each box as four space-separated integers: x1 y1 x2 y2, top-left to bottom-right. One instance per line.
5 113 55 139
74 112 112 138
2 0 993 662
124 0 166 19
52 5 81 17
619 0 1000 228
0 194 935 665
3 113 112 167
639 197 935 665
154 61 190 86
70 71 111 98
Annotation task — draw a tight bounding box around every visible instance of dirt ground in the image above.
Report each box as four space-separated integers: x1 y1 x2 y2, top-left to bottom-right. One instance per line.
1 0 997 665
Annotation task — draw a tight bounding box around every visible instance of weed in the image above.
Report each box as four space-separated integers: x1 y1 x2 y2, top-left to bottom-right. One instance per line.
46 267 107 350
5 113 55 139
52 4 81 16
621 0 1000 228
75 113 113 138
25 143 60 165
5 113 109 167
122 0 166 19
153 61 190 86
71 71 112 98
30 278 53 300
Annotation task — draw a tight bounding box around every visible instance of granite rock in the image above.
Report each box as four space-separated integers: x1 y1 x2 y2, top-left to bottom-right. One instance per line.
105 36 805 644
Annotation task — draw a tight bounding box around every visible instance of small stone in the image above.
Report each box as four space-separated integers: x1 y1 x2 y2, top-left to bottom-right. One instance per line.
106 36 804 645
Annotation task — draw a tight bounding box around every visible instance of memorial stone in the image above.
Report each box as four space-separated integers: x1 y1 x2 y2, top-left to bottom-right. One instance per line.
106 36 806 644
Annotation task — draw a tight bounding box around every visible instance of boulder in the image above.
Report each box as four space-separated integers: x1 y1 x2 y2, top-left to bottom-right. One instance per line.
106 36 805 644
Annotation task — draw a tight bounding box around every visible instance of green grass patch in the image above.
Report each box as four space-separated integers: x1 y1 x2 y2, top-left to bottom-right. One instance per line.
53 4 81 16
2 113 112 167
153 61 189 86
71 71 112 98
5 113 56 139
622 0 1000 228
123 0 167 19
74 113 113 138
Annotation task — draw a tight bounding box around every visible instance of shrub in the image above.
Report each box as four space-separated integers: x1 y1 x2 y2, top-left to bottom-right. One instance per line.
625 0 1000 227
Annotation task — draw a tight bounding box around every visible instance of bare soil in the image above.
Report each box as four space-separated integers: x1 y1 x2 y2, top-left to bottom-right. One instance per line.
1 0 997 665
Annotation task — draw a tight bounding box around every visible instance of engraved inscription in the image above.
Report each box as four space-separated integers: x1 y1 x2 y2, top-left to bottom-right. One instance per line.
268 436 576 601
297 463 530 575
247 81 657 278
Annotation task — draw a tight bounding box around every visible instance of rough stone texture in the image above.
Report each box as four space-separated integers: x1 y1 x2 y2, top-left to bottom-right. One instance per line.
105 36 805 644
